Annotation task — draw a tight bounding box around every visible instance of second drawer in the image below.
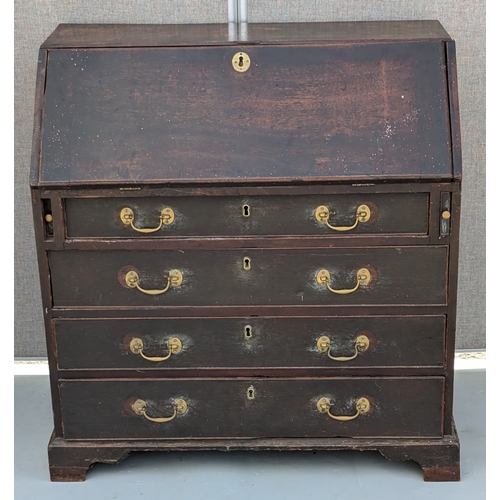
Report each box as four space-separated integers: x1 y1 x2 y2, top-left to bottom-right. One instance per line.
49 247 448 307
55 316 445 370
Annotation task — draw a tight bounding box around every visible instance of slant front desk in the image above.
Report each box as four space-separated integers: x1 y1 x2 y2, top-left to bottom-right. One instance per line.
30 21 462 481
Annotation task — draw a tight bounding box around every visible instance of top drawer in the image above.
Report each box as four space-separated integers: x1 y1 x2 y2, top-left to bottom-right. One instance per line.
65 193 428 238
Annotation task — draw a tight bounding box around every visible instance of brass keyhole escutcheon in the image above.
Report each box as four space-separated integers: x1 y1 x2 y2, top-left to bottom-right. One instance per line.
232 52 251 72
243 257 251 270
242 204 251 217
247 386 255 399
244 325 252 339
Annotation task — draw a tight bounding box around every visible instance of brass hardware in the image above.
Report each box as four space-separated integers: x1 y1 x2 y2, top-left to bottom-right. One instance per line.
315 204 371 231
247 386 256 399
132 398 187 423
120 207 174 233
316 397 370 421
316 268 371 295
244 325 252 339
317 335 370 361
44 214 53 223
242 204 251 217
232 51 251 72
243 257 251 270
442 210 451 220
125 269 183 295
129 337 182 362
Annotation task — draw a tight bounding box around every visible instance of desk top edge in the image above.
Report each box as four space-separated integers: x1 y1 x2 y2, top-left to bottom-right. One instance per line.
41 21 452 49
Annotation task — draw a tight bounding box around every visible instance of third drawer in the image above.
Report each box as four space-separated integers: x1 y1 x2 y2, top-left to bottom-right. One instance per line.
55 316 446 370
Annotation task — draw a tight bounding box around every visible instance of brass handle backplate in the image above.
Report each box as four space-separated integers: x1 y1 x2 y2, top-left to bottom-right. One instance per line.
132 398 187 423
232 51 251 72
317 334 370 361
125 269 183 295
316 268 371 295
120 207 174 233
315 204 371 232
129 337 182 362
317 397 370 421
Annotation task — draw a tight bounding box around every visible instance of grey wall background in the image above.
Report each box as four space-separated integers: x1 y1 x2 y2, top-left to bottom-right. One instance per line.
14 1 485 357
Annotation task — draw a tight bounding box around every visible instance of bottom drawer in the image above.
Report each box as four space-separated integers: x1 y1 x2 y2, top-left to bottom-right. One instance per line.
59 378 444 440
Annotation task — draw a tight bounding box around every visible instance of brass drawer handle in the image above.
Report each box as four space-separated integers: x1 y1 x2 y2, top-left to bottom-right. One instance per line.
317 397 370 421
120 207 174 233
317 335 370 361
132 398 187 423
129 337 182 362
315 204 371 231
316 268 371 295
125 269 183 295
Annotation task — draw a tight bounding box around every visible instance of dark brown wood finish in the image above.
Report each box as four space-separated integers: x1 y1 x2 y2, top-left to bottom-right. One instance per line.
30 49 47 186
40 42 451 185
49 247 448 307
30 190 64 436
443 190 461 434
445 41 462 180
48 427 460 482
54 316 446 370
41 22 452 49
58 377 445 440
31 22 462 481
65 193 429 238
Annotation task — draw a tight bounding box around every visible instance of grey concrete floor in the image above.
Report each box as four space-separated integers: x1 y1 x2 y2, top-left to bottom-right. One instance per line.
15 370 485 500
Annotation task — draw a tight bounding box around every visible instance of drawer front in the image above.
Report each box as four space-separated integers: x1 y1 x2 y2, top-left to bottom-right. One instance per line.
50 247 448 307
65 193 428 238
55 316 445 370
59 378 444 440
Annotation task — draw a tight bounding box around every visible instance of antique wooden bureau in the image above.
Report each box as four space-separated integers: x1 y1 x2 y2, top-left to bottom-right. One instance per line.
30 21 462 481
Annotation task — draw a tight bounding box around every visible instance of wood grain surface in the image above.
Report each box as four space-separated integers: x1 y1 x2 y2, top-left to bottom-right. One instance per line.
49 247 448 307
39 42 451 185
58 377 445 440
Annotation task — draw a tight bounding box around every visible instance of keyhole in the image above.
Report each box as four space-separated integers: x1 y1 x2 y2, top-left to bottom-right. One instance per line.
244 325 252 339
242 204 250 217
243 257 251 270
247 386 255 399
238 55 244 67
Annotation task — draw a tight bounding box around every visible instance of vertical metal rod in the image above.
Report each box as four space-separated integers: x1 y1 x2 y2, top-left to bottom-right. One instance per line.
228 0 248 23
228 0 237 23
238 0 248 23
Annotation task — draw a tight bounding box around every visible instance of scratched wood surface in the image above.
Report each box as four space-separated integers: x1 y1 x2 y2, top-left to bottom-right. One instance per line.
48 247 448 308
39 42 451 185
58 377 445 440
64 193 429 238
30 22 462 482
54 315 445 370
40 21 452 49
